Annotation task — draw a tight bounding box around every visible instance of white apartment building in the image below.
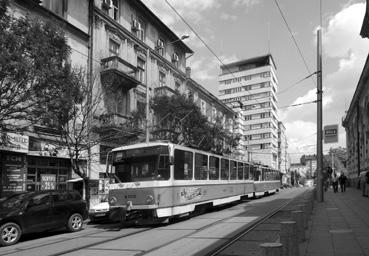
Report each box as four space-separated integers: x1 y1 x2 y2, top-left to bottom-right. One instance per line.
278 121 289 177
218 55 279 169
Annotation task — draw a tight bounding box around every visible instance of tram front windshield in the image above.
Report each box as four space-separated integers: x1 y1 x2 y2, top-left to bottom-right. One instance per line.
112 146 170 182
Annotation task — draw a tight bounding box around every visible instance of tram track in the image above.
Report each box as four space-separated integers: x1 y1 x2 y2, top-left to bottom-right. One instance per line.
203 197 292 256
57 191 298 255
1 188 308 256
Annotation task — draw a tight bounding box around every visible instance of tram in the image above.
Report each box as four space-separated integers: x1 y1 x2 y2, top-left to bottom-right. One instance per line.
106 142 281 222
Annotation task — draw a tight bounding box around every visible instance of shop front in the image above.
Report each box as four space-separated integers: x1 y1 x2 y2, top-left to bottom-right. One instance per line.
0 132 29 198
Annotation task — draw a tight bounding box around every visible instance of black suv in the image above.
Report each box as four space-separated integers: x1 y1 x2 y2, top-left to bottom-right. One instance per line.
0 190 88 246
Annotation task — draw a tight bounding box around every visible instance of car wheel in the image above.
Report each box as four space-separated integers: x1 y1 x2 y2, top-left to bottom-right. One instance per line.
67 213 83 232
0 222 22 246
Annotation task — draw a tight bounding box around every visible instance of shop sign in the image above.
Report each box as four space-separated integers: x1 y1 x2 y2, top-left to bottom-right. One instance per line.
0 132 29 153
40 174 56 190
2 154 26 193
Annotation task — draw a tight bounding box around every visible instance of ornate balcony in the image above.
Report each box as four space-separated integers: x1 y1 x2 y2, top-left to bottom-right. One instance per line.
100 56 140 91
94 113 129 132
154 85 178 97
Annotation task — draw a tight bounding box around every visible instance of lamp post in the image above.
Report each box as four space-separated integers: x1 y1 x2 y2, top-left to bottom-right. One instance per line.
145 35 190 143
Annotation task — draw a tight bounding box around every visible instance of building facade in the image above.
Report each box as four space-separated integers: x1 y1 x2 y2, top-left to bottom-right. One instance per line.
1 0 236 205
342 55 369 184
278 121 289 182
0 0 90 198
218 55 280 169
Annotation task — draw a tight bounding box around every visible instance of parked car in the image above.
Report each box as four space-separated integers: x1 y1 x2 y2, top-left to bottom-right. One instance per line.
0 190 88 246
88 202 110 223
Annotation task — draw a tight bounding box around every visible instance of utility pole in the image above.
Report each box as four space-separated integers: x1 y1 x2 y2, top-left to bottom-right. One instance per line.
316 28 324 202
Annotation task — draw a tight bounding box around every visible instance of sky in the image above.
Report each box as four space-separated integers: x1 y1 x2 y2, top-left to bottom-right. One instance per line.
142 0 369 163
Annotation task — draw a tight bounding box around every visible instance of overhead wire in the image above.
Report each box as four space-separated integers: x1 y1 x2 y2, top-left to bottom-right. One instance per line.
164 0 268 107
274 0 316 86
278 71 318 95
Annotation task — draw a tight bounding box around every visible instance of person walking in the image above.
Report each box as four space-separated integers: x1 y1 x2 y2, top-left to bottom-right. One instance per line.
332 173 339 193
338 173 347 192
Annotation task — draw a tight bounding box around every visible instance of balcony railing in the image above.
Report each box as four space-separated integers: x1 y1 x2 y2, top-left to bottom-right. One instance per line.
94 113 145 133
100 56 140 91
154 85 178 97
94 113 130 132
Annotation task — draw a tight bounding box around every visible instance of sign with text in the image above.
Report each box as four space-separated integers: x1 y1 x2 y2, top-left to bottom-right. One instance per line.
324 124 338 143
0 132 29 153
41 174 56 190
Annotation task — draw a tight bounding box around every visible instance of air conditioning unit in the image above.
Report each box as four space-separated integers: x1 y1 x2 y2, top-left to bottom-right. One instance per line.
156 39 164 49
172 53 179 62
102 0 112 10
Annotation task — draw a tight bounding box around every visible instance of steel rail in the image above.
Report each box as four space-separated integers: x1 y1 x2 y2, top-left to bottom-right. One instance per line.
203 197 294 256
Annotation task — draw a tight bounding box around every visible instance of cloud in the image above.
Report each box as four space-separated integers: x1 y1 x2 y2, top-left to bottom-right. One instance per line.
220 13 238 21
231 0 260 8
283 2 369 159
322 3 368 59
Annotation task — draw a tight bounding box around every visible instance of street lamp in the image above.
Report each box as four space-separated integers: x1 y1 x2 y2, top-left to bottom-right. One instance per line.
145 35 190 143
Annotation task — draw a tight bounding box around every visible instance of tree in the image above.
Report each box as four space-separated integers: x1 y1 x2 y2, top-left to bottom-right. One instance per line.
0 0 72 128
150 93 239 154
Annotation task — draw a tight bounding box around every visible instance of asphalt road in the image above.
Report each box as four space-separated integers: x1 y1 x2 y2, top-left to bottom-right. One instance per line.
0 187 308 256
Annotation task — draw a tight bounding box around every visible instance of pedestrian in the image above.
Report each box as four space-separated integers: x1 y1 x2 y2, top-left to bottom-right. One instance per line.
332 173 338 193
338 173 347 192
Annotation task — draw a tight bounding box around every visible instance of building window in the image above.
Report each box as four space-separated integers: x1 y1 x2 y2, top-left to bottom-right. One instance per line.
109 39 119 56
132 18 145 41
42 0 66 17
200 100 206 116
172 52 179 67
159 71 166 87
137 58 145 84
111 0 119 21
156 38 165 56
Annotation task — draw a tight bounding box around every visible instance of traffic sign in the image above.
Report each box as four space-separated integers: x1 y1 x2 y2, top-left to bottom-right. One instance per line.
324 124 338 143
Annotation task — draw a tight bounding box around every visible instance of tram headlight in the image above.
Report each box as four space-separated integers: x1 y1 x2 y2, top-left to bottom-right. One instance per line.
146 195 154 205
109 196 117 206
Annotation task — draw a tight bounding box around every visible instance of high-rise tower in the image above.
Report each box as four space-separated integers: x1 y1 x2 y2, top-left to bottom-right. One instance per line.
218 54 279 169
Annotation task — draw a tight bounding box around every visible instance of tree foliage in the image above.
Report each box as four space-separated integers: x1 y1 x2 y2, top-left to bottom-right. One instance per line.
0 0 77 128
151 93 239 154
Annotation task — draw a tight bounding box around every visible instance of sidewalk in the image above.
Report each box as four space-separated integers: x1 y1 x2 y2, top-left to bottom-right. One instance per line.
301 187 369 256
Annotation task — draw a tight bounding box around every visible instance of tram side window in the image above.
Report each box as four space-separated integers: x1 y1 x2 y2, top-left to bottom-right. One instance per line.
249 165 254 180
209 156 220 180
195 153 208 180
158 155 170 180
261 168 266 181
238 162 244 180
254 170 261 181
174 149 193 180
230 161 237 180
244 163 250 180
221 159 229 180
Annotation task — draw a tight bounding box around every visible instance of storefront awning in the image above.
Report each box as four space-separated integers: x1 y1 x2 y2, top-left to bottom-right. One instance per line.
66 178 83 183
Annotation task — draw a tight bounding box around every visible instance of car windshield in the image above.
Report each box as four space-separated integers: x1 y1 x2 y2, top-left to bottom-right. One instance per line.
0 193 30 209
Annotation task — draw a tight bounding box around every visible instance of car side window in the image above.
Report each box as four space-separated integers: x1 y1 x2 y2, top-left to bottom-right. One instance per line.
29 194 50 207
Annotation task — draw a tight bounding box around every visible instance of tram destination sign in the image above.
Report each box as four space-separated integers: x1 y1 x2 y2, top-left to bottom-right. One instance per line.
324 124 338 144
